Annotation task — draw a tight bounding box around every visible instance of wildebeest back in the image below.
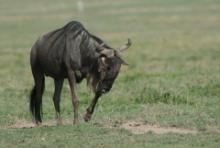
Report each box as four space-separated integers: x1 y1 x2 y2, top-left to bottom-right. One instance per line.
32 21 99 78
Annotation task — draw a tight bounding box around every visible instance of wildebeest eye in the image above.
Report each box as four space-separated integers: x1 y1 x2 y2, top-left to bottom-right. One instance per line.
107 67 111 71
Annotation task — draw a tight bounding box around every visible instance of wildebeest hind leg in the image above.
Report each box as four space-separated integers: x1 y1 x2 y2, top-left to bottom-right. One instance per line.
53 79 64 125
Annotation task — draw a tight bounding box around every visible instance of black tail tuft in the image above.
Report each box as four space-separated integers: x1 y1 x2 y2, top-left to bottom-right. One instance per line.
30 86 36 117
30 85 43 123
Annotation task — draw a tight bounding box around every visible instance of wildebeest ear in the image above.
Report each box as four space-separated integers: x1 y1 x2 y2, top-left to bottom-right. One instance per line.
114 50 129 65
118 56 129 66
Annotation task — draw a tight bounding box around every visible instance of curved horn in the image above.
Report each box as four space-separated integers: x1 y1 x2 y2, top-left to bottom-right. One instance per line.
118 38 132 52
97 42 115 57
100 49 115 57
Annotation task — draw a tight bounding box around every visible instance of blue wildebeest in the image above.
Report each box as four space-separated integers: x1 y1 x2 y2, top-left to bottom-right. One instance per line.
30 21 131 125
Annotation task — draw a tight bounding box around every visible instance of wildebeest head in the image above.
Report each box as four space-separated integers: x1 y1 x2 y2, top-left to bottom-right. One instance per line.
88 39 131 95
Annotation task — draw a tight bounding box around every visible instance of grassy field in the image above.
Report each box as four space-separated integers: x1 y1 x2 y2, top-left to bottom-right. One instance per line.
0 0 220 147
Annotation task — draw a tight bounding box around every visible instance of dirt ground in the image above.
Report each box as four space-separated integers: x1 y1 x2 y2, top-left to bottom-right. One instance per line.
121 121 198 134
0 119 203 135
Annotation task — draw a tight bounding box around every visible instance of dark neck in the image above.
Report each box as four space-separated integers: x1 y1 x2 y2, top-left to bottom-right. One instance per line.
75 55 99 83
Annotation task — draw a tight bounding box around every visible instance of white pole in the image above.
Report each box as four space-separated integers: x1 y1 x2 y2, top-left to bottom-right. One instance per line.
77 0 84 13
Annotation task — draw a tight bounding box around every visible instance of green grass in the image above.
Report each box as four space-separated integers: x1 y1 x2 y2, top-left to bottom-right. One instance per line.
0 0 220 147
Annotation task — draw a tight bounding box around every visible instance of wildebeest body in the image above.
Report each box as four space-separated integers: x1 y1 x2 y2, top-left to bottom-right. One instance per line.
30 21 131 125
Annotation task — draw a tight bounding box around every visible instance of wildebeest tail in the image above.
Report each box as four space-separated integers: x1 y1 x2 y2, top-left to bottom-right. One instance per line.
30 80 45 123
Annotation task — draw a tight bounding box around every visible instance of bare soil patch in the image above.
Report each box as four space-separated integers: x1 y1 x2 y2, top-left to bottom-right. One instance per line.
121 121 198 135
1 119 217 135
0 119 73 129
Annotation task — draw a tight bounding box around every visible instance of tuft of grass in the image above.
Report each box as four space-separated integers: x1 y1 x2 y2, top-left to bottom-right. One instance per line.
135 86 194 105
190 83 220 97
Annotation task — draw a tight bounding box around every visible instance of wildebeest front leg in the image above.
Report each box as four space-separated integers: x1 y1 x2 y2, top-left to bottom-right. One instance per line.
53 79 64 125
84 93 101 122
68 70 79 124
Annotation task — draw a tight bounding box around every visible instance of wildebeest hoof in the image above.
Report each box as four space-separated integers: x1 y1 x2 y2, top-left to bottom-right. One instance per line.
84 113 92 122
35 121 42 126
